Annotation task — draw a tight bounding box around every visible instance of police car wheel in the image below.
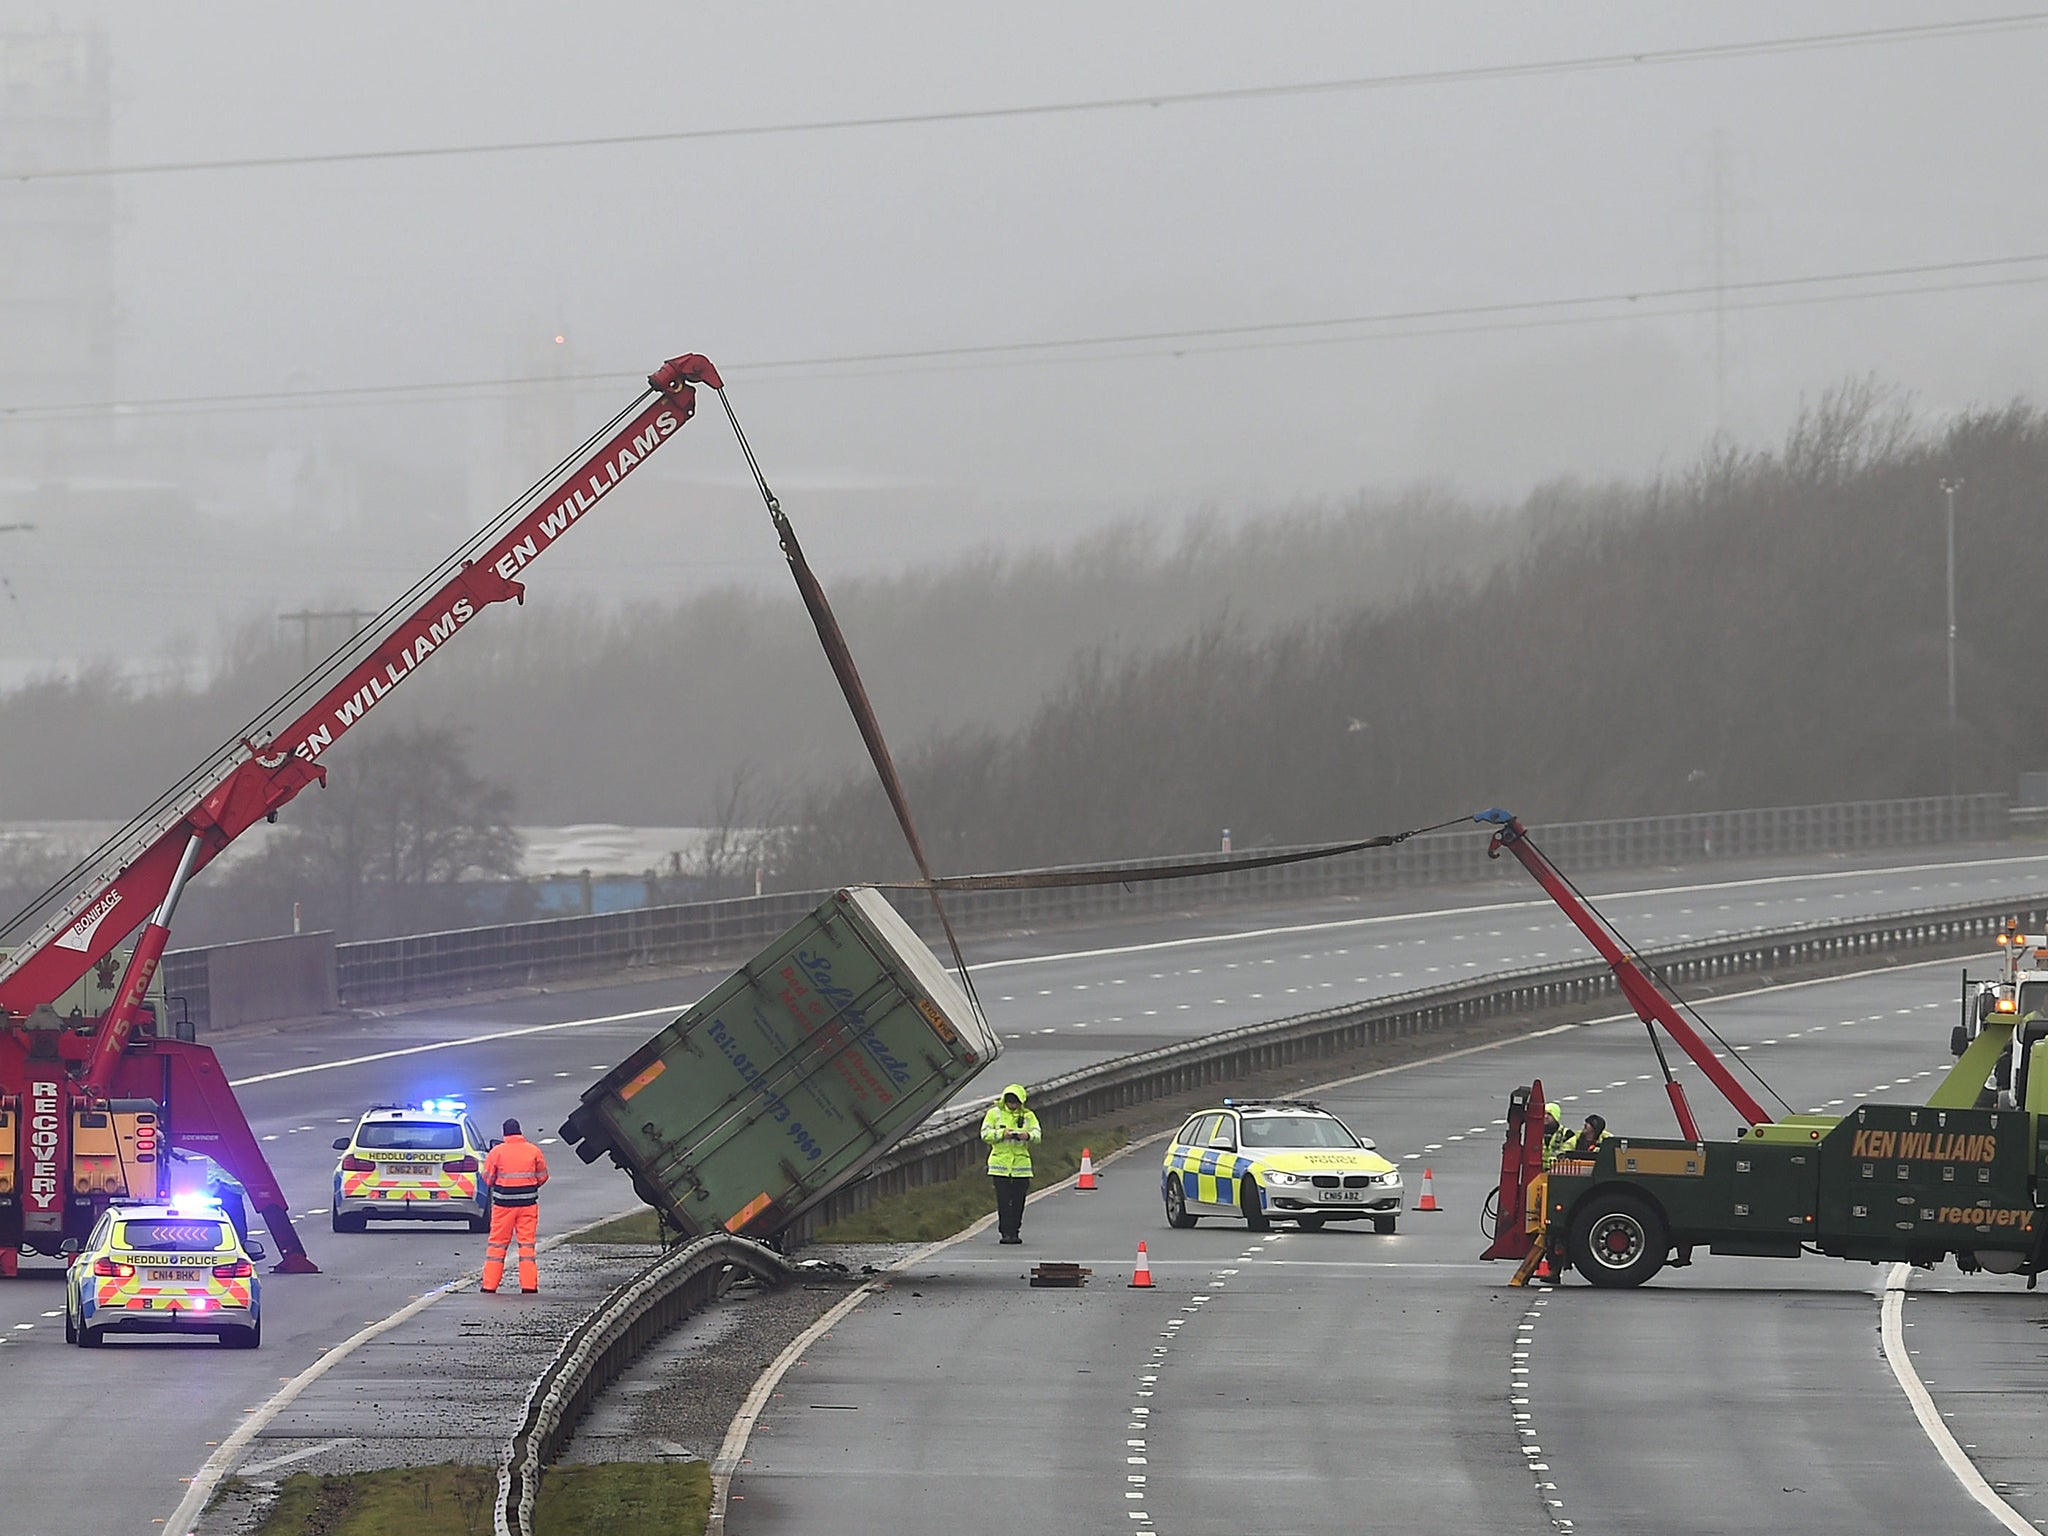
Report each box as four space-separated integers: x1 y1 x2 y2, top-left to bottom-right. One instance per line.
1294 1215 1326 1231
1372 1215 1397 1235
63 1303 76 1344
1566 1190 1669 1288
1240 1178 1271 1232
76 1320 102 1349
332 1206 368 1234
1165 1180 1198 1229
469 1211 492 1233
220 1320 261 1349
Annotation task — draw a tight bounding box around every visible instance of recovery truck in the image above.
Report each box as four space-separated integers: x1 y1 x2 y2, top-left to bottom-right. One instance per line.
0 354 723 1275
1477 809 2048 1288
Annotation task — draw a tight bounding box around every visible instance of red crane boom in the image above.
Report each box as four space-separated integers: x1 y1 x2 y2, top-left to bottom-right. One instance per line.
2 354 719 1026
0 352 722 1274
1475 809 1772 1137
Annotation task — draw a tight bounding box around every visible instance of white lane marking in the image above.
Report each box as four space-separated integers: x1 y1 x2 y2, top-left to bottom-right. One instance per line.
1881 1266 2032 1534
706 1139 1153 1534
227 1004 678 1086
237 1438 356 1478
162 1204 639 1534
949 854 2048 974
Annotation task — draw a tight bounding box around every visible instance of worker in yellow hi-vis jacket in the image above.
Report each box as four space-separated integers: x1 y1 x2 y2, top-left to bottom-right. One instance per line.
980 1083 1041 1245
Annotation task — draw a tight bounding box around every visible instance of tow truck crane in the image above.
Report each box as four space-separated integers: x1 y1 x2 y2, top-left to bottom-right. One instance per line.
1477 809 2048 1287
0 353 723 1275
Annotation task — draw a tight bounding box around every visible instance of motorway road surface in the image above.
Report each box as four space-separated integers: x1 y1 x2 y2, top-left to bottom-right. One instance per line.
729 962 2045 1536
0 844 2044 1533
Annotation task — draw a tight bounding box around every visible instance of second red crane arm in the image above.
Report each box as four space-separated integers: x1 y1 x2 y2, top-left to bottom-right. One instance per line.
1476 809 1771 1134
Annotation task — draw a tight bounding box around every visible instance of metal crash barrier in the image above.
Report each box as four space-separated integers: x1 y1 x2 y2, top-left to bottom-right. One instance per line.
778 893 2048 1243
495 1232 795 1536
163 793 2016 1025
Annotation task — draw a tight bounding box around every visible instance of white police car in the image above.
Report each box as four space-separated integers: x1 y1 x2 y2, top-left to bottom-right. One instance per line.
65 1196 265 1348
1161 1098 1404 1232
332 1099 491 1232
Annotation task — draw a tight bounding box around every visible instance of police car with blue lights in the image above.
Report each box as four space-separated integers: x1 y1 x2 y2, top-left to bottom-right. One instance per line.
331 1099 493 1232
1161 1098 1404 1232
65 1195 265 1348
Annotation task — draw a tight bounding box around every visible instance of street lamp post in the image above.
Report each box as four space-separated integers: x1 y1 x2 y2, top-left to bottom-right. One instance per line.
1939 477 1962 809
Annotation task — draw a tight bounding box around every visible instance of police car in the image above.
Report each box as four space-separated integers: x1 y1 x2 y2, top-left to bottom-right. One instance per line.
332 1099 492 1232
65 1197 264 1348
1161 1098 1404 1232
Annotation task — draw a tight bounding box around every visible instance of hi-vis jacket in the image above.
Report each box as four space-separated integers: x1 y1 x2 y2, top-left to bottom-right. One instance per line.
484 1134 550 1207
981 1085 1042 1177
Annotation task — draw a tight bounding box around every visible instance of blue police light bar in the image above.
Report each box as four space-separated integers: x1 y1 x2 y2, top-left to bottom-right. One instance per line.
420 1097 468 1115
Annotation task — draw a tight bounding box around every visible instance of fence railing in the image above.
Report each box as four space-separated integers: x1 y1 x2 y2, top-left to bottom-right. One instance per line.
160 793 2016 1026
777 892 2048 1245
494 1232 793 1536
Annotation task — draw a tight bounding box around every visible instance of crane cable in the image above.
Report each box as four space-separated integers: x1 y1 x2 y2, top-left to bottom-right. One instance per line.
1535 841 1798 1118
708 386 993 1027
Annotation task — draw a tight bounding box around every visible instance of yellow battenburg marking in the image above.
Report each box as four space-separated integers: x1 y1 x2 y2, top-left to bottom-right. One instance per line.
619 1059 667 1100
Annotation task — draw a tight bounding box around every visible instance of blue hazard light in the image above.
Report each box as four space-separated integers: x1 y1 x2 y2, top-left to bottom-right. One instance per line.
421 1097 467 1115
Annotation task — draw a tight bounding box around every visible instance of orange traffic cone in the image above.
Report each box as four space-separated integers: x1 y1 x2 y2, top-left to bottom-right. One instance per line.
1076 1148 1097 1191
1128 1239 1155 1288
1416 1168 1442 1212
1534 1251 1557 1283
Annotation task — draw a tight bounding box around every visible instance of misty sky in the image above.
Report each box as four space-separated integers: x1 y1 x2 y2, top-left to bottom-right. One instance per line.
8 3 2048 570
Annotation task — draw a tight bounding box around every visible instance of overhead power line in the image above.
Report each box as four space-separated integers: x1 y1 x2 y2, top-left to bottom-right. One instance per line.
6 12 2045 183
6 249 2048 424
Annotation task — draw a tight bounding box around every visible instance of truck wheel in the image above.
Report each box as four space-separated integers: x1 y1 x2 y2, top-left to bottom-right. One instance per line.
1164 1180 1198 1229
1240 1179 1271 1233
1567 1191 1669 1288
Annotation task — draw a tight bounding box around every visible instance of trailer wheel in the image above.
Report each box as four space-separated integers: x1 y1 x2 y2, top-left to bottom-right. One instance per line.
1164 1180 1198 1229
1567 1191 1668 1288
1240 1178 1271 1232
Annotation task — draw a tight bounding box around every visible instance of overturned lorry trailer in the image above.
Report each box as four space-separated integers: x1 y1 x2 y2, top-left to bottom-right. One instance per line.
561 887 1001 1241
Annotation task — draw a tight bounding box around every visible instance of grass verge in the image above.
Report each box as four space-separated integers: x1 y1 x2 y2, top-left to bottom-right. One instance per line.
241 1464 496 1535
811 1125 1130 1243
238 1460 709 1536
535 1460 711 1535
571 1127 1134 1247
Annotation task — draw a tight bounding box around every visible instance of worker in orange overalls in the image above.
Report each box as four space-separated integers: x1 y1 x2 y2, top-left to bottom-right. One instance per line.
480 1117 550 1294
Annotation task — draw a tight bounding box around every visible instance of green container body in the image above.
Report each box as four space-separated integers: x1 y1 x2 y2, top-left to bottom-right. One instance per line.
562 887 1001 1240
